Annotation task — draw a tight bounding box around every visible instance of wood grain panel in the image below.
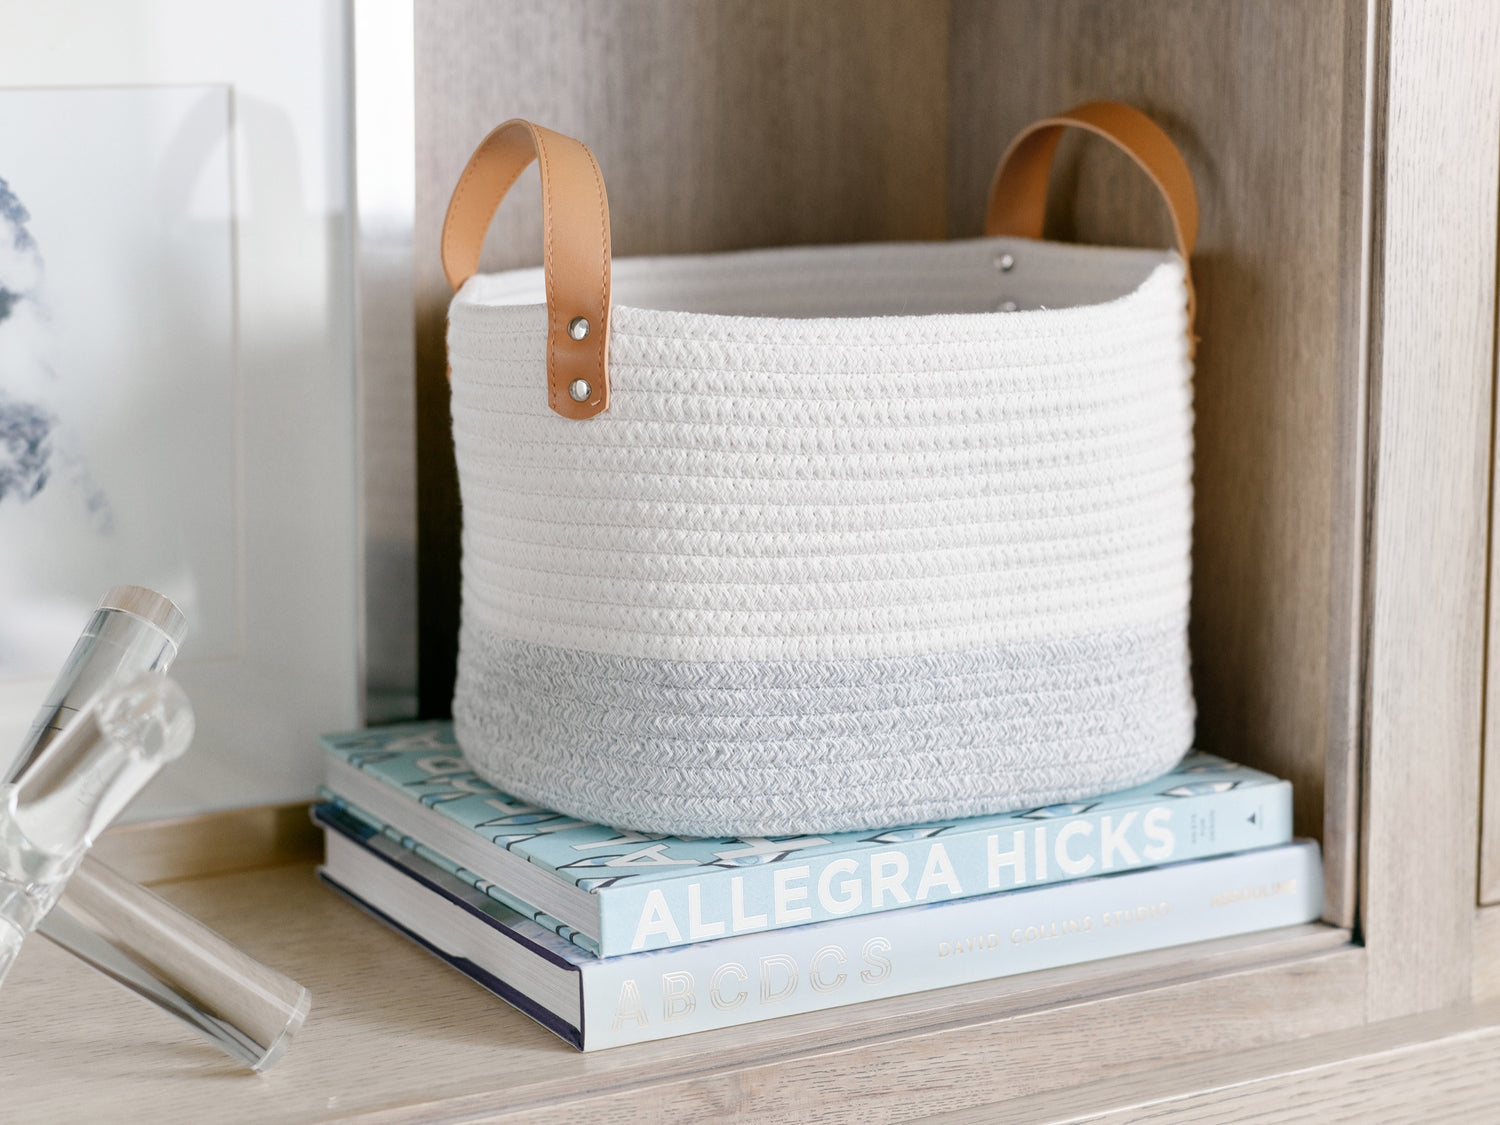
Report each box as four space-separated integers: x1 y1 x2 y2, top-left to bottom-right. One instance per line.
1472 907 1500 1001
413 0 951 714
1480 136 1500 908
925 999 1500 1125
90 802 320 886
1359 0 1500 1019
1482 556 1500 901
950 1 1365 929
0 861 1362 1124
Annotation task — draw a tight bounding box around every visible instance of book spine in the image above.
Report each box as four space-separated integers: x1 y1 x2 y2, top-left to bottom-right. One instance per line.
318 872 588 1050
316 795 605 955
598 781 1293 956
581 841 1321 1049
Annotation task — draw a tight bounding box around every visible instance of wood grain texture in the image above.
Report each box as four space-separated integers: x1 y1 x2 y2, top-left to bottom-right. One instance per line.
1480 99 1500 906
921 999 1500 1125
1483 535 1500 903
1321 0 1377 938
950 0 1365 929
1358 0 1500 1018
1472 907 1500 1001
89 803 320 886
412 0 951 714
0 862 1360 1124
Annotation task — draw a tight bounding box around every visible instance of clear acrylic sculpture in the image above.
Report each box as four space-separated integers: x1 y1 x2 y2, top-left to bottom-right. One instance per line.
0 588 311 1072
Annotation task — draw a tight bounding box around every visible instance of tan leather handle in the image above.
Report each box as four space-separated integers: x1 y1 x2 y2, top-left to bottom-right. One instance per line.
985 100 1199 337
442 104 1194 420
441 119 611 419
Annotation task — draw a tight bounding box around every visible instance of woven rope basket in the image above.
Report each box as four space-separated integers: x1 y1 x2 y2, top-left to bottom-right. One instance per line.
443 101 1198 836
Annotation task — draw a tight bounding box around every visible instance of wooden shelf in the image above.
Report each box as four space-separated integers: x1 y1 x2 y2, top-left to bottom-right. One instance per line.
3 3 1497 1121
0 846 1357 1125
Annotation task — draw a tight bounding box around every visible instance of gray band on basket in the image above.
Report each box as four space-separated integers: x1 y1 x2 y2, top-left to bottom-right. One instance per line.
453 618 1195 837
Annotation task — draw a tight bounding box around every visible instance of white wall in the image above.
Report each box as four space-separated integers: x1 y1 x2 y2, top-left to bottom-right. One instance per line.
0 0 360 818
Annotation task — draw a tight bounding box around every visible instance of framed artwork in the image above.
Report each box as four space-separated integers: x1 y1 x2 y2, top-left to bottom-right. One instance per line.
0 1 364 819
0 85 238 678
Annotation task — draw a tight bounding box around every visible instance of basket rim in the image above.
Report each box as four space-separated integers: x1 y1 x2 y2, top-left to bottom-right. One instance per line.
452 235 1186 342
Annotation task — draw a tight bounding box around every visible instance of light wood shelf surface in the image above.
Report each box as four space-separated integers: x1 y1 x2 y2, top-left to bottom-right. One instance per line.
0 854 1358 1125
922 999 1500 1125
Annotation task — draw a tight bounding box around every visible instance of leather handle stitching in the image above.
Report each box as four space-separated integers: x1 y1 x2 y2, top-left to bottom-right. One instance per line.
534 129 559 415
584 141 609 410
441 153 482 290
441 128 534 292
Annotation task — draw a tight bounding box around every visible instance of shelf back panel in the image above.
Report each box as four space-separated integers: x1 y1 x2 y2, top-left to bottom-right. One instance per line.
409 0 1365 930
413 0 952 718
949 0 1365 926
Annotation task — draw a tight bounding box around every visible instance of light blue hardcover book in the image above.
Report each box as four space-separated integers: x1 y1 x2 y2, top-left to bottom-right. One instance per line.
321 721 1293 957
318 806 1324 1052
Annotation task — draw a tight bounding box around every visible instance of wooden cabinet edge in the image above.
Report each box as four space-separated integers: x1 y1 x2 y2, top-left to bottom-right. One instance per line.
2 847 1359 1121
1472 906 1500 1000
923 996 1500 1125
330 934 1365 1125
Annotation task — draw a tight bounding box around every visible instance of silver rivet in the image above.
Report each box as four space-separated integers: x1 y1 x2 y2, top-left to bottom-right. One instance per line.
998 299 1019 313
568 316 590 341
994 252 1016 273
569 379 591 402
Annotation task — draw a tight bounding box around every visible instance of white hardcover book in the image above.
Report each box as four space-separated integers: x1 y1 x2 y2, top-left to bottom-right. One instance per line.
320 818 1324 1051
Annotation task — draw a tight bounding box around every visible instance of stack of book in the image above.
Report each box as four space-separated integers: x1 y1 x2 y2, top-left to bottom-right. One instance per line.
315 722 1322 1051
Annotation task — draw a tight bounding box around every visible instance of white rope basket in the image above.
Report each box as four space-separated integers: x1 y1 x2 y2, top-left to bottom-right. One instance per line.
442 102 1199 836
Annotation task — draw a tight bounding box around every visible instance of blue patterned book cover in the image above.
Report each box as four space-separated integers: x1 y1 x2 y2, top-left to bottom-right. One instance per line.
322 721 1292 957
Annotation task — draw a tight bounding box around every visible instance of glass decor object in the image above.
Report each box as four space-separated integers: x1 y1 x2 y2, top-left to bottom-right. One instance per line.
0 673 194 981
52 854 313 1072
2 587 312 1071
6 586 187 783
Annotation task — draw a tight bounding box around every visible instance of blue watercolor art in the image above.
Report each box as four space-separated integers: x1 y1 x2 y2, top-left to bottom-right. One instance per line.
0 175 55 508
